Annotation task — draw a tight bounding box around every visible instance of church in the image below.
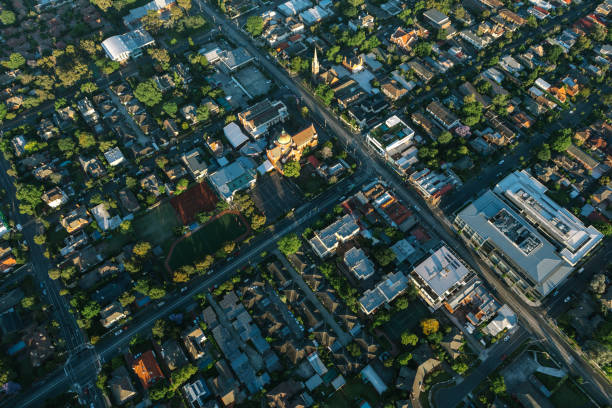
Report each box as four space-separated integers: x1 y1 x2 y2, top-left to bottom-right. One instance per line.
266 125 318 174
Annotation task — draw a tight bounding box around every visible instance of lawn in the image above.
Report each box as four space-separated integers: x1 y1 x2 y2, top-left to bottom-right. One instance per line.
325 378 379 408
167 212 248 270
133 202 181 246
383 301 430 342
549 379 596 408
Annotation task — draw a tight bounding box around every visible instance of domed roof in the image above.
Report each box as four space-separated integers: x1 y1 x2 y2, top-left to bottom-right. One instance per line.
277 130 291 145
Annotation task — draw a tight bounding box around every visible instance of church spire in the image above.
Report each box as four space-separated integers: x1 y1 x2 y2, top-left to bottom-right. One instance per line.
312 48 320 76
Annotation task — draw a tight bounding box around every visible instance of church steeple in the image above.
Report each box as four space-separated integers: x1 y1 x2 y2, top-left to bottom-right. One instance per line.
312 48 320 77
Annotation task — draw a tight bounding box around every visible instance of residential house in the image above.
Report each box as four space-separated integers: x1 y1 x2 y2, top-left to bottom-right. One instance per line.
359 272 409 314
42 187 68 208
182 149 208 180
343 247 375 280
183 327 207 361
309 214 360 258
108 366 137 406
426 101 460 129
130 350 165 389
99 301 128 328
90 203 122 231
60 206 90 234
160 339 189 371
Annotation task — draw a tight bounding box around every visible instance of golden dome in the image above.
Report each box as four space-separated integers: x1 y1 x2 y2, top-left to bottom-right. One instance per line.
277 130 291 145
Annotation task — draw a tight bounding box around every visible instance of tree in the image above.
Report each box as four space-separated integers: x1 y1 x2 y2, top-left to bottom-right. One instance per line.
0 10 16 25
57 137 76 154
148 48 171 69
82 301 101 320
537 143 551 161
421 318 439 336
141 9 164 33
223 241 236 255
162 101 178 116
148 287 166 299
585 340 612 366
283 160 301 178
177 0 192 10
77 131 96 149
438 131 452 144
545 45 564 64
118 291 135 307
245 15 264 37
133 241 152 258
119 220 133 234
401 332 419 346
277 234 301 256
395 297 409 310
452 362 469 375
1 53 25 69
550 129 572 152
152 319 166 339
589 273 607 294
490 375 506 395
21 296 36 309
80 82 98 94
251 214 266 231
49 268 61 280
134 80 162 107
0 357 12 384
33 234 46 245
398 352 412 365
413 42 432 57
195 255 214 273
91 0 112 10
0 103 7 122
196 104 209 122
60 266 77 281
373 246 396 266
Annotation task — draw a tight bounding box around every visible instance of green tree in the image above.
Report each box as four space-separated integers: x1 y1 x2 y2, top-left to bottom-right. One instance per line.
0 103 7 122
152 319 166 339
132 241 152 258
398 352 412 365
49 268 61 280
162 101 178 116
82 301 101 320
438 131 452 144
245 15 264 36
283 160 301 178
2 53 25 69
80 82 98 94
77 131 96 149
251 214 266 231
196 104 210 122
277 234 301 256
545 45 564 64
401 332 419 346
373 246 396 266
550 129 572 152
452 361 469 374
0 10 16 25
33 234 46 245
148 287 166 299
537 144 551 161
21 296 36 309
490 375 506 395
134 80 162 107
148 48 171 69
118 291 136 307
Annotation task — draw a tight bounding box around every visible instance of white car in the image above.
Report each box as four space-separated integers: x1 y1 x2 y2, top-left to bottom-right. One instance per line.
503 335 510 342
564 296 572 303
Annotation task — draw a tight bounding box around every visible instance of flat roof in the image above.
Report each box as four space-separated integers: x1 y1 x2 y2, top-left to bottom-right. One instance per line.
456 190 573 295
495 170 603 265
413 246 470 298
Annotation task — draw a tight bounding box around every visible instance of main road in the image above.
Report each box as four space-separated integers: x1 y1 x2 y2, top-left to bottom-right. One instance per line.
194 1 612 405
1 169 371 408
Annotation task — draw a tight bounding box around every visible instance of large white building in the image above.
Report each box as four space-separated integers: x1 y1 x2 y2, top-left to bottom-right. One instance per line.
455 170 603 297
308 214 360 258
102 29 155 62
410 245 474 309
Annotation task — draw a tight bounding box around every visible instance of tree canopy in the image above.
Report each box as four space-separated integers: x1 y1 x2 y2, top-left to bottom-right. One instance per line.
134 80 162 107
277 234 301 256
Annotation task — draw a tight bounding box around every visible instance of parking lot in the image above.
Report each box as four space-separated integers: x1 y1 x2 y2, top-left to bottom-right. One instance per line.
250 171 302 221
234 65 272 98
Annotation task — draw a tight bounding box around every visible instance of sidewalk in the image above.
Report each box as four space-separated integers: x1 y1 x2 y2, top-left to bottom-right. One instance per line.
274 249 352 346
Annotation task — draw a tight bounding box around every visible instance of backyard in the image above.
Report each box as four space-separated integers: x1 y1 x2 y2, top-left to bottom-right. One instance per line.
166 212 248 271
383 301 431 342
324 378 379 408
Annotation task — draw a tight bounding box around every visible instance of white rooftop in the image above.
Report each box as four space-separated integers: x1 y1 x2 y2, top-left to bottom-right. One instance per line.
495 170 603 266
413 246 470 298
223 122 249 149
